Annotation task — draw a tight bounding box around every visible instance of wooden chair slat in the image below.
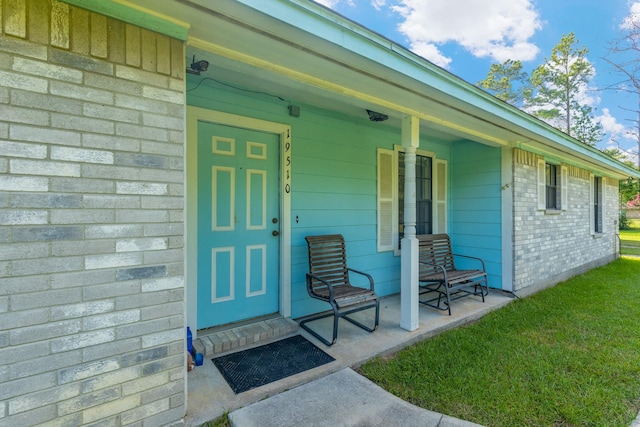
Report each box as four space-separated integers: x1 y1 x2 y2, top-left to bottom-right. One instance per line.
300 234 379 346
417 233 488 315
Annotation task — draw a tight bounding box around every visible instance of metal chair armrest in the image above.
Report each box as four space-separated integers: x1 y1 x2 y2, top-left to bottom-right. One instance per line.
347 267 375 291
419 262 449 282
452 253 486 272
306 272 336 300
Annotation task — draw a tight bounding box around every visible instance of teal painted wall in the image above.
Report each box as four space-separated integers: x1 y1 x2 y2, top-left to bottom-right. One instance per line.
187 77 497 318
188 78 402 318
289 109 401 315
450 141 503 289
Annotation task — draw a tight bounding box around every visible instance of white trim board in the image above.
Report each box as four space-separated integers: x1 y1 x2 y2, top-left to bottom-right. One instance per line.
185 106 292 334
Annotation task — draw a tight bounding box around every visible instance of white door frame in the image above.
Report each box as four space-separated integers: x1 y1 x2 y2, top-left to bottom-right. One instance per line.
185 106 292 335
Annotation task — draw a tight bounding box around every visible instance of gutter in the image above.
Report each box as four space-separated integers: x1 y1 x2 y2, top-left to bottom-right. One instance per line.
70 0 640 180
231 0 640 180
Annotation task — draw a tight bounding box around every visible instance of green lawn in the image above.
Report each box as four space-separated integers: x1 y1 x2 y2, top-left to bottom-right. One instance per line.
359 257 640 426
620 226 640 256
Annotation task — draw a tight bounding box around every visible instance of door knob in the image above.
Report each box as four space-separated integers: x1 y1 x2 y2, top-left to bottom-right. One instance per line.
272 230 280 236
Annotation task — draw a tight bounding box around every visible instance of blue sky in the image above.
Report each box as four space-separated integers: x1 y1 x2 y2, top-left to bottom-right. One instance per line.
314 0 640 161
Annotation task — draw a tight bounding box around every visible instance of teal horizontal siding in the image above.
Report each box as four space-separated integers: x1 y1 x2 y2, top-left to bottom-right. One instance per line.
287 103 403 317
453 235 502 250
293 192 374 210
295 175 372 195
295 155 373 180
188 81 506 318
451 141 503 289
451 210 501 223
293 211 376 229
453 222 502 236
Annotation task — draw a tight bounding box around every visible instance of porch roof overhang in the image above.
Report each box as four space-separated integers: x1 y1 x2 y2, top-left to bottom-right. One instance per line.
73 0 640 181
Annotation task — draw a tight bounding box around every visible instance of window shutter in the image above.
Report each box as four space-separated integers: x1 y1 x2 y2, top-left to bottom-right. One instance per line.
377 148 395 251
598 177 604 233
434 159 447 233
601 178 607 233
589 173 595 235
561 165 568 210
537 158 546 210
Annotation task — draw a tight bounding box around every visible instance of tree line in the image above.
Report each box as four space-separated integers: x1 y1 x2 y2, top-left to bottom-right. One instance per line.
476 27 640 172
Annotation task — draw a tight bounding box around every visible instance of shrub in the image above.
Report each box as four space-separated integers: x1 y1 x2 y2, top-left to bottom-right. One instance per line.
619 210 631 230
627 193 640 208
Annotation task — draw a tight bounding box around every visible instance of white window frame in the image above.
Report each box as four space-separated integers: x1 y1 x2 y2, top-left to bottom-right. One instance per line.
377 146 447 253
590 174 604 235
537 158 567 212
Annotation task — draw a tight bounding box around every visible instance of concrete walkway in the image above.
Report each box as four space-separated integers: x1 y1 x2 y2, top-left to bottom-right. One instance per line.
187 288 640 426
185 292 513 426
231 368 640 427
230 368 483 427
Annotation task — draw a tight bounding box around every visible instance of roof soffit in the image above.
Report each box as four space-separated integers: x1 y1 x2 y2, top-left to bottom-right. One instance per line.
191 1 640 179
102 0 640 179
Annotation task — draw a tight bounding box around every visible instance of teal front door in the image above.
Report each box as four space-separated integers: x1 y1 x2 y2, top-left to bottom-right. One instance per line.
197 122 280 328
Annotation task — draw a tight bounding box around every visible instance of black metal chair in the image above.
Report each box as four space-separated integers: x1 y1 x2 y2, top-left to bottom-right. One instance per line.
417 233 488 315
299 234 379 346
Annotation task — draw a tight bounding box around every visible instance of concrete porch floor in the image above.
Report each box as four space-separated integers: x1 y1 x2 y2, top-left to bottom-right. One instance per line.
184 290 514 426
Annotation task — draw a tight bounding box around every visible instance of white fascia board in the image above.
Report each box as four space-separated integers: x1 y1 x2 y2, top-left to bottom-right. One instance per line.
229 0 639 180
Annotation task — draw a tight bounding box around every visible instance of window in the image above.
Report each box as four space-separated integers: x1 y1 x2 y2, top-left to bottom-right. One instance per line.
399 152 432 238
590 175 603 234
546 163 558 209
537 159 567 211
377 148 446 252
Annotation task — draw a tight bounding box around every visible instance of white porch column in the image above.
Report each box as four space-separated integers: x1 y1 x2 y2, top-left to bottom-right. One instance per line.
400 116 420 331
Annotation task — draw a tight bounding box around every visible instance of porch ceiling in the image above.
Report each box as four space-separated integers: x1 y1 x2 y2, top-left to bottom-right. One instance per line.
116 0 639 179
121 0 521 146
185 45 490 144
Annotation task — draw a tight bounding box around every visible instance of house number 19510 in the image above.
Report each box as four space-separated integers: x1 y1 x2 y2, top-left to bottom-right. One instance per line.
284 135 291 194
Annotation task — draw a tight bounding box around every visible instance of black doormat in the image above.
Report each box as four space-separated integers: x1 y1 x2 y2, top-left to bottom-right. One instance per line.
212 335 335 394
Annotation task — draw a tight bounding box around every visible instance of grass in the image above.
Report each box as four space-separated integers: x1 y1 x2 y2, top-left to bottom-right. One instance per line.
620 221 640 256
359 257 640 426
199 412 230 427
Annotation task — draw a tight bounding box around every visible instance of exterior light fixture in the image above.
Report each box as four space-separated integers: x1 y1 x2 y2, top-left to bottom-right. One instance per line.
366 109 388 122
186 56 209 75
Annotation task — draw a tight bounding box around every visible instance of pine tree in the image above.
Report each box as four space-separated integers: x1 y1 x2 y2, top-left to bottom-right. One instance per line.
476 59 529 107
477 33 603 146
528 33 603 145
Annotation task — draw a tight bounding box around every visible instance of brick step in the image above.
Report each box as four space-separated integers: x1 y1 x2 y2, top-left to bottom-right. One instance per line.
193 317 299 358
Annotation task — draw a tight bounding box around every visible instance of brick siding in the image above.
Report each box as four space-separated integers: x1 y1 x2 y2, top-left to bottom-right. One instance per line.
0 1 186 425
512 149 619 293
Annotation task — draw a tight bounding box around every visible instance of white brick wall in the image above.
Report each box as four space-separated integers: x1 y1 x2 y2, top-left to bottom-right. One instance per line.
513 151 619 292
0 1 186 425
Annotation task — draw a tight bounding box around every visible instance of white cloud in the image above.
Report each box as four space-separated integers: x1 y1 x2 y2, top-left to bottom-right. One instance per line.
410 41 452 68
597 108 637 162
371 0 386 10
621 1 640 29
599 108 627 137
313 0 342 7
577 85 599 108
392 0 541 68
